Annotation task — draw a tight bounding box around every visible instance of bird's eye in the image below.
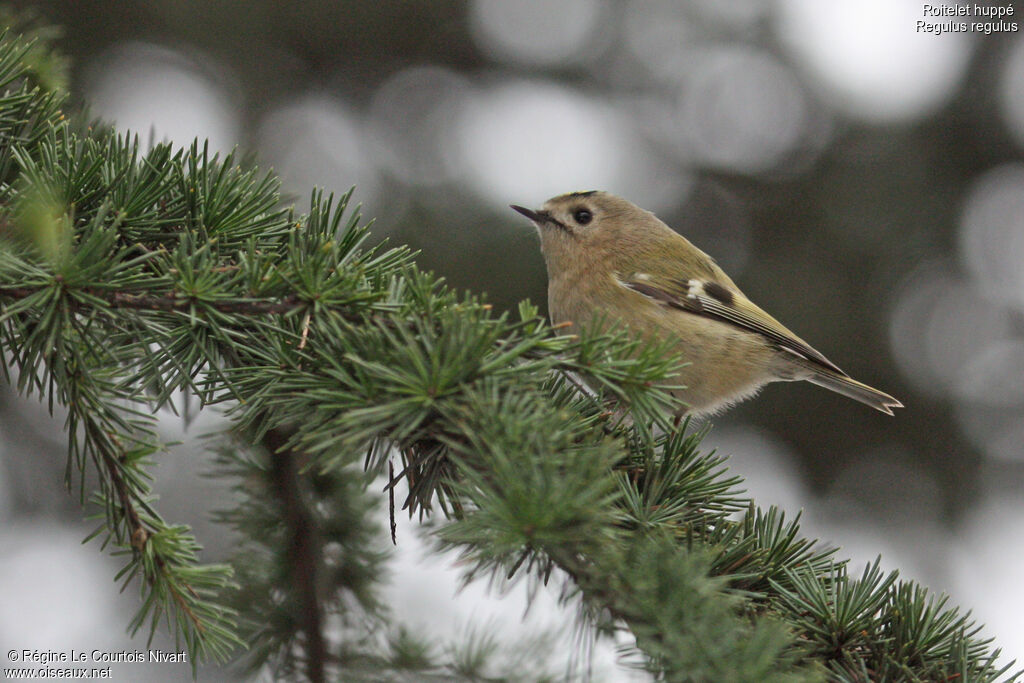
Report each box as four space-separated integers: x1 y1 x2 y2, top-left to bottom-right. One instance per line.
572 208 593 225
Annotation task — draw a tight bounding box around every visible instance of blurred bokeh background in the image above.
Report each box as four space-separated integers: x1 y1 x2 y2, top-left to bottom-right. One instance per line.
2 1 1023 680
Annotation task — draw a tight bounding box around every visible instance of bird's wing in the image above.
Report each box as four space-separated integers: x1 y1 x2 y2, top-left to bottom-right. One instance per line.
619 272 846 376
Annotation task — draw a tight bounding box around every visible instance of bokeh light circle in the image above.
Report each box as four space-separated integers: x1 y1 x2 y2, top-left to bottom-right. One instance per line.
456 80 690 211
889 262 1015 396
776 0 972 122
469 0 607 66
959 163 1024 310
258 96 376 206
681 47 808 173
368 66 473 187
84 42 240 153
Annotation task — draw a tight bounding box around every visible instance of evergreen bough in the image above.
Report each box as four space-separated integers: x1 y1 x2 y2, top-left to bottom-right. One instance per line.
0 24 1018 683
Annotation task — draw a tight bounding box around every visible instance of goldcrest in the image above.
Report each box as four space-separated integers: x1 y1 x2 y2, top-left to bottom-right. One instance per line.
512 191 902 417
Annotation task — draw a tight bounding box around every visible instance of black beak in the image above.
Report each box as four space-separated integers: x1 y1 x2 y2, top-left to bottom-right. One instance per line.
510 204 572 234
510 205 546 223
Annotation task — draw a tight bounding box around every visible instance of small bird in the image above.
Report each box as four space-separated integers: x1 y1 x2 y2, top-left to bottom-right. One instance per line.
511 191 902 417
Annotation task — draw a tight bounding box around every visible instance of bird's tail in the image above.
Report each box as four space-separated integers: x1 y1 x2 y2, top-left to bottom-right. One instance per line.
802 367 903 416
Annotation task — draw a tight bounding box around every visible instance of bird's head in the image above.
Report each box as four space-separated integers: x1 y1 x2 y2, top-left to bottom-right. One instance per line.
511 191 673 276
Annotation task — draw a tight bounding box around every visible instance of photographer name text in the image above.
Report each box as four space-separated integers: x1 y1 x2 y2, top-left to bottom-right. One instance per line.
8 648 188 664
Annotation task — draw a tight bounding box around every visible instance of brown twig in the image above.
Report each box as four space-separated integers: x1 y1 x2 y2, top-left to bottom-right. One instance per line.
106 290 301 314
84 419 148 549
264 427 327 683
297 311 312 350
0 285 302 315
86 419 211 637
388 459 397 545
